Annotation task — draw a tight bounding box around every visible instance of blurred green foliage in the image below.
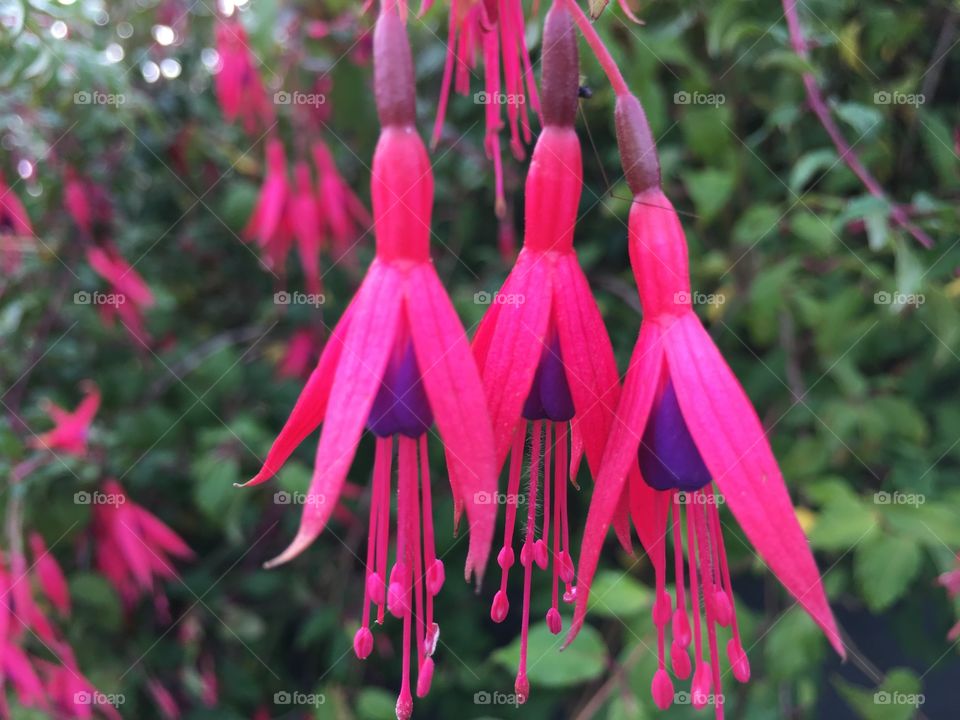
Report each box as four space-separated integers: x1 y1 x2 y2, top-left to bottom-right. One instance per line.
1 0 959 718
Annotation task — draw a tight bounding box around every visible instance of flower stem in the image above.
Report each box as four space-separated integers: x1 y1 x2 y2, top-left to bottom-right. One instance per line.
562 0 629 97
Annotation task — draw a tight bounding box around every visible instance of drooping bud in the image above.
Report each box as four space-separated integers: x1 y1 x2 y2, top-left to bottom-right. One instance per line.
615 93 661 195
353 627 374 659
651 668 674 710
540 3 579 128
374 10 416 127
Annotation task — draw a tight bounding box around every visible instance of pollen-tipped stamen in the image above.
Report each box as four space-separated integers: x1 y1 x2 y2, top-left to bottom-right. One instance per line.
515 420 543 702
491 427 526 622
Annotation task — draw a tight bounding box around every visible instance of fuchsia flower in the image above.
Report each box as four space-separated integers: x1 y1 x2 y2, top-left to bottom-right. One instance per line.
432 0 541 217
0 547 118 719
86 243 156 344
566 93 845 716
213 15 275 134
92 479 193 610
64 168 113 242
276 328 324 380
30 381 100 457
290 159 324 296
312 140 372 265
938 553 960 640
470 5 624 700
239 10 497 718
244 137 292 271
28 532 71 617
0 171 34 273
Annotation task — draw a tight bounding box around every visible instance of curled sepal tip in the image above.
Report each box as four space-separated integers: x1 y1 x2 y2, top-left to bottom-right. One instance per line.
614 93 661 196
374 10 416 127
541 2 579 128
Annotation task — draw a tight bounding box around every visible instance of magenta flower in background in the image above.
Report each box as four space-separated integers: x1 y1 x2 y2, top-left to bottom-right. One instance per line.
432 0 540 219
276 328 323 380
568 94 844 716
938 553 960 640
0 171 34 273
239 10 497 718
86 243 156 344
28 532 71 618
312 139 371 266
64 167 113 242
92 479 193 613
471 5 624 700
290 159 324 296
213 14 275 135
29 380 100 457
244 137 292 272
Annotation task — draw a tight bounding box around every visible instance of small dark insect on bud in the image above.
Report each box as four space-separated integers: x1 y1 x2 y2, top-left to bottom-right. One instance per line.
374 10 416 128
578 85 593 99
540 3 579 127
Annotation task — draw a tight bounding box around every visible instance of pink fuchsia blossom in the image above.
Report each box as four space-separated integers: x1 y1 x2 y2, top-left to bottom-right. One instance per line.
244 137 292 272
290 160 324 296
28 532 71 617
312 140 371 268
938 553 960 640
29 380 100 457
276 328 324 380
567 93 844 717
0 171 34 273
239 11 497 719
64 168 114 242
147 678 182 719
92 479 193 610
432 0 541 218
213 15 275 134
471 5 624 700
86 243 156 344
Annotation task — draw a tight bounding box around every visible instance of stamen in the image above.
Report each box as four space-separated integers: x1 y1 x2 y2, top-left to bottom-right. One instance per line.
547 424 563 634
534 423 551 571
516 420 543 702
355 438 392 659
706 486 750 683
395 437 417 720
491 424 526 622
420 435 443 643
692 496 724 717
670 496 691 679
650 493 672 709
375 437 393 625
687 501 712 708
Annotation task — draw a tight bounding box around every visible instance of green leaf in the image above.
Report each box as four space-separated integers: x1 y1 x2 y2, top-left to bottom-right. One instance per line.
789 149 839 193
834 667 924 720
70 572 122 631
733 203 782 246
587 569 653 618
682 168 735 224
809 495 878 551
491 622 607 687
854 534 922 612
356 688 397 720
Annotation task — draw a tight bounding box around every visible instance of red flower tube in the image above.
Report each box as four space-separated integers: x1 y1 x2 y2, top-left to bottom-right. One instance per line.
471 3 626 700
0 171 33 273
239 9 497 719
567 93 845 716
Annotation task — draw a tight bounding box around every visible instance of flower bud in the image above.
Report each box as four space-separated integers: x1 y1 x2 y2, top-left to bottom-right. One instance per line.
374 10 416 127
615 93 660 195
541 3 579 128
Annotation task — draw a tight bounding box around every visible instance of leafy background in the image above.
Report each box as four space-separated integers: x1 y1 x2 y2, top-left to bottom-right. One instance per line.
1 0 959 718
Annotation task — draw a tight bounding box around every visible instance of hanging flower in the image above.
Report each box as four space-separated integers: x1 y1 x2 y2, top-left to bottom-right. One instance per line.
276 328 324 380
213 14 275 134
28 532 71 617
29 381 100 457
938 553 960 640
244 137 292 272
290 160 324 296
0 171 34 273
239 10 497 719
86 243 156 345
567 92 845 715
312 140 371 266
471 4 624 700
64 168 113 242
432 0 541 218
92 479 193 613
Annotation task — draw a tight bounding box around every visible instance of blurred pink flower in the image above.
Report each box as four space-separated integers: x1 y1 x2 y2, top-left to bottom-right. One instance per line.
213 16 275 134
28 532 71 617
244 138 292 272
86 243 156 344
29 380 100 457
938 554 960 640
147 677 182 719
312 140 371 265
277 328 323 380
92 479 193 610
0 171 34 273
64 168 113 242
